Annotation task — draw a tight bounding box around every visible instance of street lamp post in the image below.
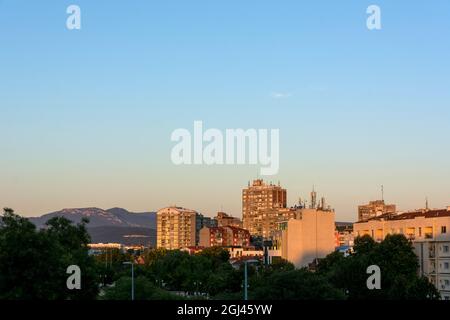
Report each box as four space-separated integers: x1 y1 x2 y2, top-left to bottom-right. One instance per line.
244 261 248 301
194 281 202 296
123 261 134 301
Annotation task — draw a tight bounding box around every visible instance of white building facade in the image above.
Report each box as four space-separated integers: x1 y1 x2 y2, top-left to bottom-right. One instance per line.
354 208 450 299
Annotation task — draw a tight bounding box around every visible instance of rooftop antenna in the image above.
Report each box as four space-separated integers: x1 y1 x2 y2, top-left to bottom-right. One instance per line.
381 185 384 201
310 185 317 209
426 197 429 210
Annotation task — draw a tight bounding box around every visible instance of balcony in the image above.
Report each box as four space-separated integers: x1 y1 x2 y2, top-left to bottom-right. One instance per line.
429 263 436 274
429 245 436 258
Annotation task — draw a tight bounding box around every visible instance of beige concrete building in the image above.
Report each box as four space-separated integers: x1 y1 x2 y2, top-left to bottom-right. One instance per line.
358 200 396 222
254 207 298 240
276 208 336 268
242 179 287 238
156 206 199 250
216 211 242 228
354 207 450 299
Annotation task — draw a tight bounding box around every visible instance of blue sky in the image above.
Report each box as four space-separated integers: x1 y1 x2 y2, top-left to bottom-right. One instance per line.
1 1 449 220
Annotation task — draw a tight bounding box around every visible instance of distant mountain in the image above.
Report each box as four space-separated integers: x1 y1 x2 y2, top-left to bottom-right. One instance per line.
29 207 156 229
28 207 157 247
106 207 156 228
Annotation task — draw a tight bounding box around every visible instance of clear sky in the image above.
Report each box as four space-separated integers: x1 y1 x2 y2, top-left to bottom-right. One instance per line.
1 1 449 221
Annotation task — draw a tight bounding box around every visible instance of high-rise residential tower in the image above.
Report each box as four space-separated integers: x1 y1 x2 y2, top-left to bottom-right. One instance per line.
242 179 287 238
157 206 202 249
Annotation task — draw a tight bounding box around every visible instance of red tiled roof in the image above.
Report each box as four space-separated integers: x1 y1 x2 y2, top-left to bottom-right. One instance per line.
362 209 450 222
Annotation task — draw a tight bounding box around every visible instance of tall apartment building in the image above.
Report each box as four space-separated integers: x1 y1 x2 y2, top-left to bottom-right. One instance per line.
157 206 202 250
275 208 336 268
199 226 250 248
354 207 450 299
358 200 396 222
242 179 287 238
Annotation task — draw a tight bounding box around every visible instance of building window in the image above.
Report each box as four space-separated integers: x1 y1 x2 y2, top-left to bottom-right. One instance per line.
444 262 450 270
442 226 447 234
444 245 449 253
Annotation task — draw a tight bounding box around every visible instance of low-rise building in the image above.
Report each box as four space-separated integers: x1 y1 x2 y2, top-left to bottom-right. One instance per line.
88 243 123 255
335 222 354 248
199 226 250 247
354 207 450 299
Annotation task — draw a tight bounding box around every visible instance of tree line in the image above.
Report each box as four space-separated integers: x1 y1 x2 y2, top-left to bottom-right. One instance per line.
0 208 440 300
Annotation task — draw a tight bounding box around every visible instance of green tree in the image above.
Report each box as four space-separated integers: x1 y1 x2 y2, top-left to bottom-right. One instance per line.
0 208 99 299
94 248 134 286
44 216 99 299
316 251 345 275
102 276 181 300
140 248 242 298
197 246 230 266
250 268 345 300
320 234 440 300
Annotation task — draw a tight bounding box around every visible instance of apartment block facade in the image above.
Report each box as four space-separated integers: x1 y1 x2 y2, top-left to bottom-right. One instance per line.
242 179 287 238
216 211 243 228
199 226 250 248
358 200 396 222
354 207 450 299
157 206 200 250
